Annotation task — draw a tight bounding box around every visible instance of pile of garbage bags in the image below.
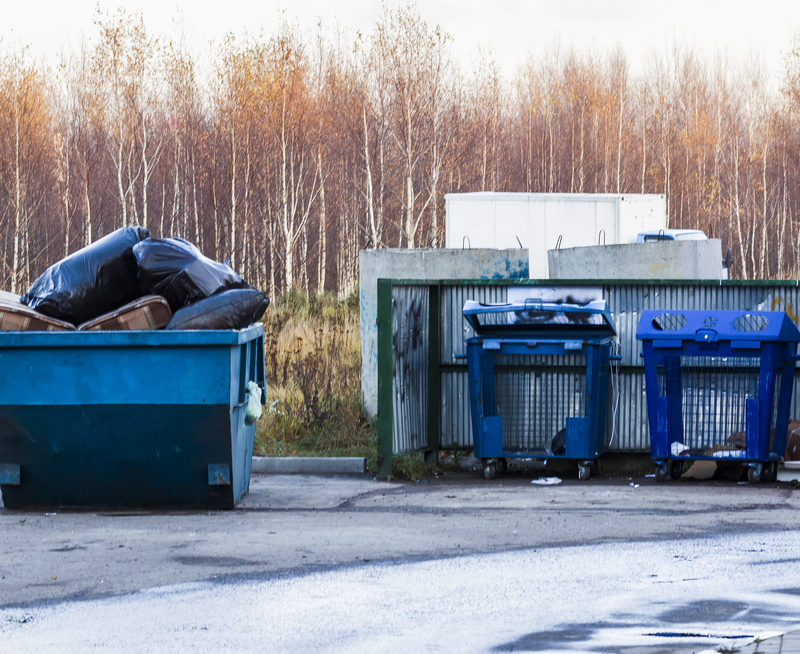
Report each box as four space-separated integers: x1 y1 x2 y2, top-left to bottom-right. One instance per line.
0 226 269 332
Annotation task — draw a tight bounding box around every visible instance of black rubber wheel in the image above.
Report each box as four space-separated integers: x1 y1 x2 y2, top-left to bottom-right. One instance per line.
578 464 591 481
763 462 778 483
654 464 667 483
670 460 683 480
483 462 497 480
747 464 763 483
497 458 508 475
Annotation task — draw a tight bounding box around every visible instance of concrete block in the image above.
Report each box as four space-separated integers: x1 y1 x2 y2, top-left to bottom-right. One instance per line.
358 247 528 417
548 239 727 280
251 457 366 475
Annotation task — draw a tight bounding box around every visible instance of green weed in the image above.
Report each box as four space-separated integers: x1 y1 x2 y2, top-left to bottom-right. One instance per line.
255 289 375 460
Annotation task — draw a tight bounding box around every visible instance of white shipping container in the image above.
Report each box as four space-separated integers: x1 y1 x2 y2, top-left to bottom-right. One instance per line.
445 192 667 278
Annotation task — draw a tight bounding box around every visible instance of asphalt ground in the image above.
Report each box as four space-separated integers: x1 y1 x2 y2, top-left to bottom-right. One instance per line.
2 470 800 652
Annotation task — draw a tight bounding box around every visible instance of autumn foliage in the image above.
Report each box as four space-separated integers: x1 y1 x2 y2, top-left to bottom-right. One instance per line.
3 7 800 296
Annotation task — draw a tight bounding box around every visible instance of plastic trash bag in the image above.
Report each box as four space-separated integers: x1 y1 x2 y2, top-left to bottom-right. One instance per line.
133 237 248 312
165 288 269 330
548 428 566 456
21 226 150 324
245 381 263 425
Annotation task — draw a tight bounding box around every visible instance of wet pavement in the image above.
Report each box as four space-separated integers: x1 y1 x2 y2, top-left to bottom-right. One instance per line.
2 472 800 652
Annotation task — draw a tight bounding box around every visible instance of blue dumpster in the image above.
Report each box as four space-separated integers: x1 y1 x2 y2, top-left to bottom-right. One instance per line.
637 310 800 483
463 299 617 480
0 324 265 509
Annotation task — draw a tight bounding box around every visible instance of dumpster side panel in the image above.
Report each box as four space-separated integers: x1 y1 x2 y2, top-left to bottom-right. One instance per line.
0 347 230 406
0 404 234 508
228 336 265 504
0 326 264 509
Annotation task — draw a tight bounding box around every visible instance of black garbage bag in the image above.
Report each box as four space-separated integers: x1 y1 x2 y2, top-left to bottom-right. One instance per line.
133 238 248 312
21 226 150 324
166 288 270 330
165 287 269 330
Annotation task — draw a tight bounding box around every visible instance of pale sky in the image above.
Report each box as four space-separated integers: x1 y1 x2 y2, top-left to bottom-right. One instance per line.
5 0 800 84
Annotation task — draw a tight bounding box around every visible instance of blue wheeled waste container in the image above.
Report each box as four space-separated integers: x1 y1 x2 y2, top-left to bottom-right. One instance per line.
637 310 800 483
463 299 618 480
0 324 265 509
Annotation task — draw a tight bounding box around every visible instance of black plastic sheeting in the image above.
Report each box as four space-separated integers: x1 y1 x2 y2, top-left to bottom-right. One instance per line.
166 288 270 330
133 238 248 312
21 226 149 325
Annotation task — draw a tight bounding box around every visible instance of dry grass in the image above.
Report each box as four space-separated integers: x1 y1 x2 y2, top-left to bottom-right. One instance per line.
255 288 375 463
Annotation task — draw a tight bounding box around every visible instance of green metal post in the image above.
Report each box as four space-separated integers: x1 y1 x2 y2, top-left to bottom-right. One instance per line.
376 278 394 479
426 284 441 461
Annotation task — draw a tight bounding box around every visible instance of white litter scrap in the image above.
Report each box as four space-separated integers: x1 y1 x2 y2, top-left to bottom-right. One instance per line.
531 477 562 485
245 381 263 425
711 450 746 459
670 441 689 457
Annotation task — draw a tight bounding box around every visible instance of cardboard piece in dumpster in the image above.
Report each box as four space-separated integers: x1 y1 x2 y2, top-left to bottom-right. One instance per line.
166 288 269 330
0 293 76 331
786 420 800 461
681 460 717 480
133 237 248 312
21 226 150 324
78 295 172 331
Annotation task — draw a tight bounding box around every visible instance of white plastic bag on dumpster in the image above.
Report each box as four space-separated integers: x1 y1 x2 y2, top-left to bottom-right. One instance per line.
245 381 263 425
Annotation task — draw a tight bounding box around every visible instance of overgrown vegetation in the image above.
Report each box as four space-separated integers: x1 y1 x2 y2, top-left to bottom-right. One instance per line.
255 289 376 464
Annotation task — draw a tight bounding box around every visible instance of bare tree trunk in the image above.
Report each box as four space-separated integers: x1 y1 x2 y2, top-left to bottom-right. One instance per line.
229 118 237 269
733 137 748 278
317 149 327 291
12 95 21 294
363 107 379 248
83 174 92 247
191 149 201 251
760 140 769 278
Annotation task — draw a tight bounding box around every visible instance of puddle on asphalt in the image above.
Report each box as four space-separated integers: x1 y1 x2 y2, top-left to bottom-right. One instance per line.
492 624 600 652
658 599 749 623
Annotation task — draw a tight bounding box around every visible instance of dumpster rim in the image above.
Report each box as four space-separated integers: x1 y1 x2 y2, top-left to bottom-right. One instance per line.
0 323 263 347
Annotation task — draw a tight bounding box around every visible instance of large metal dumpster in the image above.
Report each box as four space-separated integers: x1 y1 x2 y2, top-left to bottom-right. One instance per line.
0 324 265 509
463 298 618 480
637 310 800 483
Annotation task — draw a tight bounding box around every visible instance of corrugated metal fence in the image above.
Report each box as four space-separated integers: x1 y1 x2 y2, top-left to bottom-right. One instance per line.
376 278 800 477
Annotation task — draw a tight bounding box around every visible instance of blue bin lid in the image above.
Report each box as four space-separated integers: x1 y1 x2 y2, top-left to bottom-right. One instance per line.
463 298 616 339
636 309 800 344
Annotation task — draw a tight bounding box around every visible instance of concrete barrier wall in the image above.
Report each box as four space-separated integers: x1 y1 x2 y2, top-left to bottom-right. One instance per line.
548 239 726 280
359 248 528 416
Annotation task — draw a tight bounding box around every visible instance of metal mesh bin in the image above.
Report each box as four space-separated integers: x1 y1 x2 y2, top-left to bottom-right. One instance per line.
637 310 800 482
463 299 617 480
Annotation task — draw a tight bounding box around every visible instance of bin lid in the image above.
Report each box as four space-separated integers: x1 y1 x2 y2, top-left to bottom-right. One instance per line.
636 309 800 344
463 298 616 339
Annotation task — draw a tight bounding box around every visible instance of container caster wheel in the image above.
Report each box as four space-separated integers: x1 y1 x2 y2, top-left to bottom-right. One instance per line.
483 462 497 480
670 460 683 480
763 462 778 483
497 458 508 475
654 463 668 483
747 463 763 483
578 464 592 481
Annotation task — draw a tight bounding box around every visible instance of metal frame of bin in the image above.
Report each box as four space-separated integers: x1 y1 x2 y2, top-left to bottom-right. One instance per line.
0 324 265 509
637 309 800 483
463 298 618 480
